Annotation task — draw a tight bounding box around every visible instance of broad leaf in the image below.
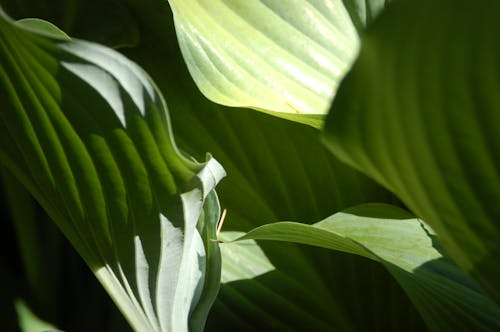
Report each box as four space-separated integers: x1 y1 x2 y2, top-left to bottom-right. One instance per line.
323 0 500 303
120 4 433 330
167 0 391 125
217 232 275 284
0 10 224 332
2 0 500 330
211 230 430 331
1 1 475 330
236 204 500 330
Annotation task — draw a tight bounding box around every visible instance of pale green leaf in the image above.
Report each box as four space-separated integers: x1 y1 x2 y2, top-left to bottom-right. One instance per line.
236 204 500 331
323 0 500 303
167 0 365 123
0 10 224 332
15 300 59 332
218 231 275 283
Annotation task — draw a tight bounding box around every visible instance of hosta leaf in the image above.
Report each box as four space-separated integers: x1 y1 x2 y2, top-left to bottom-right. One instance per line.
119 3 429 330
211 231 429 331
166 0 390 125
322 0 500 303
217 232 275 284
236 204 500 331
0 9 224 332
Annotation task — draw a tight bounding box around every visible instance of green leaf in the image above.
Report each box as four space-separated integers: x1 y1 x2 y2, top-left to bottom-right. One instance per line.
1 168 131 331
322 0 500 303
119 4 430 330
15 300 59 332
218 232 275 284
211 231 429 331
236 203 500 331
167 0 367 124
340 0 390 32
170 102 429 330
0 9 224 332
1 169 62 317
16 18 70 40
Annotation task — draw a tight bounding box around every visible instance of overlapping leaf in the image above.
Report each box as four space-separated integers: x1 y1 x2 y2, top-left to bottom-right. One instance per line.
0 10 225 332
323 0 500 303
120 4 434 330
167 0 363 125
4 1 498 331
236 204 500 330
0 2 412 330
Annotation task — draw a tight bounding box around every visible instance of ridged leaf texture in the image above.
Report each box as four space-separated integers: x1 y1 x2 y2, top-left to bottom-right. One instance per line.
323 0 500 304
237 204 500 331
0 10 225 332
123 4 428 330
167 0 389 126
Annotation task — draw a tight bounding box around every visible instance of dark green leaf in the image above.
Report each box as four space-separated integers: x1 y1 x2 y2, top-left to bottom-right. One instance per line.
323 0 500 303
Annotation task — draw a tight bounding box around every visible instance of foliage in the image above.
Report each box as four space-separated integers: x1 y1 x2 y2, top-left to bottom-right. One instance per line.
0 0 499 331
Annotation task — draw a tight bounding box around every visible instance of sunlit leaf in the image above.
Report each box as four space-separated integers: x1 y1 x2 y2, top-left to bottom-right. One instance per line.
122 3 430 330
15 300 59 332
167 0 388 125
0 10 224 331
237 204 500 331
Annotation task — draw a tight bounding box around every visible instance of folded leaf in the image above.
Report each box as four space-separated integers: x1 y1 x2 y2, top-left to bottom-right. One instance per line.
237 203 500 331
167 0 389 125
0 10 225 332
322 0 500 303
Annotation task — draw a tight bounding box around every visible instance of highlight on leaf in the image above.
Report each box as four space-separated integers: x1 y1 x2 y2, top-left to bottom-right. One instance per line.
0 9 225 332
